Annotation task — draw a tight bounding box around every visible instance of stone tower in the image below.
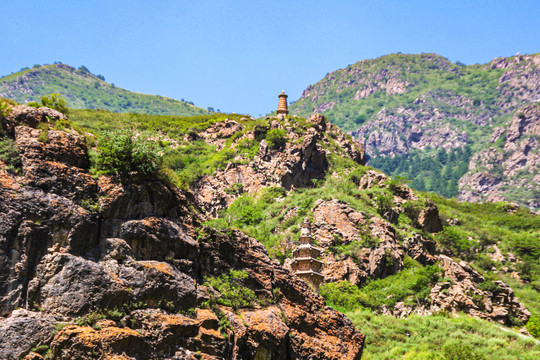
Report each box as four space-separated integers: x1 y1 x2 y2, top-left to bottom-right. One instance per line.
291 218 324 292
277 90 288 119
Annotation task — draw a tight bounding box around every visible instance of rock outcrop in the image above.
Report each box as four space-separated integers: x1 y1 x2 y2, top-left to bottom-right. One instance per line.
429 256 531 324
194 114 363 215
459 104 540 208
0 114 364 359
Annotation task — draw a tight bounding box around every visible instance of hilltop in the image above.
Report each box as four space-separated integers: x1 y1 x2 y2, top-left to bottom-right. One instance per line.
290 53 540 209
0 101 538 358
0 63 210 116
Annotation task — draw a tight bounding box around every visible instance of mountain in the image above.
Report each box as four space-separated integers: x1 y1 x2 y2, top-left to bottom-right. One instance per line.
290 53 540 209
1 103 538 358
0 63 210 116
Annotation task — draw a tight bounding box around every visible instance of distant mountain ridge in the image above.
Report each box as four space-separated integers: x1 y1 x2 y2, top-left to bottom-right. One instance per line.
290 52 540 208
0 63 210 116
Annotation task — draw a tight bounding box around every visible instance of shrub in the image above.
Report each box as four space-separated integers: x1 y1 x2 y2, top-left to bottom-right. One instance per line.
0 137 21 173
259 186 286 204
441 340 487 360
526 315 540 339
347 167 369 185
95 129 162 177
375 192 394 216
320 281 369 311
203 269 257 309
37 123 50 143
40 93 69 115
225 195 264 226
266 129 287 150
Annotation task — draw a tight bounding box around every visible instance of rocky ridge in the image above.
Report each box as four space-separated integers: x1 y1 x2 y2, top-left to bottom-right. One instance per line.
290 52 540 208
0 107 364 359
187 113 531 328
193 114 364 215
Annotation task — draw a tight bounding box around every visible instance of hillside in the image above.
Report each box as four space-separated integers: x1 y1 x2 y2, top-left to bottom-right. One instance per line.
290 53 540 209
0 63 210 116
0 101 538 358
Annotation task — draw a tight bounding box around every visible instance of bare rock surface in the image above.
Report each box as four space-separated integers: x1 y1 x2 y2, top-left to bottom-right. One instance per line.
3 105 66 135
459 104 540 208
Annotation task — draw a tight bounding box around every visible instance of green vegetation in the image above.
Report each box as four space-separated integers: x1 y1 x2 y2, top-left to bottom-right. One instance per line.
202 269 258 309
94 129 163 177
321 259 440 310
346 310 539 360
30 93 70 115
0 63 210 116
0 90 537 355
0 137 21 173
290 53 506 133
320 258 440 311
370 146 472 198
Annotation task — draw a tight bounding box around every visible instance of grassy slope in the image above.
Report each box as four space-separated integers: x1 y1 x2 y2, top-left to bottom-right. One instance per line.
345 309 539 360
0 64 209 116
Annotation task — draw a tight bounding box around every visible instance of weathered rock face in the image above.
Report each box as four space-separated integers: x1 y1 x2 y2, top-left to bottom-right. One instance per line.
3 105 67 135
0 118 364 359
194 114 363 215
380 255 531 325
198 120 244 150
459 104 540 209
279 169 529 327
429 255 531 325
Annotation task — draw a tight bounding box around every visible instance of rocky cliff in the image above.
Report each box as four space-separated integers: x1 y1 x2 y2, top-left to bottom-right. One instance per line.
459 103 540 208
290 52 540 208
0 107 363 359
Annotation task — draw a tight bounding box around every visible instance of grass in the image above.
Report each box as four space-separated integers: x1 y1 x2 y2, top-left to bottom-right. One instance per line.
345 309 540 360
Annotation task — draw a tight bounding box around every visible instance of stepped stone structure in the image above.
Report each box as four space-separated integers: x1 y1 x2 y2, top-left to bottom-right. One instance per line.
277 90 289 119
291 218 324 292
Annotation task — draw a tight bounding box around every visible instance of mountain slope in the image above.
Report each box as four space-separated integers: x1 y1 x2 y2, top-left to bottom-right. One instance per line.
290 52 540 208
0 63 209 116
0 102 538 358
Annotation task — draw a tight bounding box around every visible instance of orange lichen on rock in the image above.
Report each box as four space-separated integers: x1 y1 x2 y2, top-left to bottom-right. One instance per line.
196 309 219 328
138 261 174 277
53 325 101 348
0 170 20 191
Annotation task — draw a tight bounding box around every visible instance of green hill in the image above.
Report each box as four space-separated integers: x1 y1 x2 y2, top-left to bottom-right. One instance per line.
0 63 210 116
290 53 540 208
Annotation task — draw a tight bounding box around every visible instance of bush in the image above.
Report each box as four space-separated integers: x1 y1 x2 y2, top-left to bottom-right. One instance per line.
526 315 540 339
441 340 487 360
40 93 69 115
203 269 257 309
225 195 264 226
320 281 369 311
259 186 286 204
0 137 21 173
266 129 287 150
95 129 162 177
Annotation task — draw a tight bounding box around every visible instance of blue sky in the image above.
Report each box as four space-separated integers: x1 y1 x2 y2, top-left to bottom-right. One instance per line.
2 1 539 116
